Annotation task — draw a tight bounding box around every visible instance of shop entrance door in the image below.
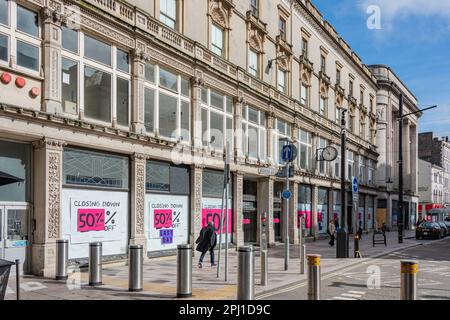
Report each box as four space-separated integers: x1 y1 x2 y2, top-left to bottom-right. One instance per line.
243 198 257 244
273 198 282 242
0 205 30 274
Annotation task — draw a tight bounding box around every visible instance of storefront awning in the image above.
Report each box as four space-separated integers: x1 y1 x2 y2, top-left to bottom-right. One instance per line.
0 171 24 187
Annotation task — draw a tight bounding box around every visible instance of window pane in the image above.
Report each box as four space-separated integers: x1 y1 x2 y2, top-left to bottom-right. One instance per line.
116 49 129 73
202 108 208 146
61 26 78 53
180 100 190 142
62 58 78 114
260 112 266 126
84 66 111 122
63 148 129 189
0 34 7 62
242 123 247 154
210 111 223 149
158 92 177 138
146 160 170 191
210 91 224 111
300 144 307 169
145 63 155 83
180 77 190 97
277 120 285 133
248 50 258 76
248 126 258 158
211 24 223 56
17 5 38 37
84 35 111 66
144 88 155 133
226 96 232 114
248 107 258 124
159 68 178 92
0 0 7 25
161 0 177 19
201 88 208 104
17 41 39 71
259 129 266 160
202 170 224 198
117 78 129 126
226 117 233 148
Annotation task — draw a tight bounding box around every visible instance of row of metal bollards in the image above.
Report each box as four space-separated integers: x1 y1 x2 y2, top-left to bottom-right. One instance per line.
55 240 193 297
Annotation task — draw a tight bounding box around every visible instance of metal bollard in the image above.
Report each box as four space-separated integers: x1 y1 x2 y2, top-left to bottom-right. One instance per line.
237 246 254 300
128 245 143 292
56 239 69 280
177 244 192 298
15 259 20 301
307 254 321 300
260 250 268 286
300 244 306 275
354 235 361 258
400 260 418 300
89 242 102 286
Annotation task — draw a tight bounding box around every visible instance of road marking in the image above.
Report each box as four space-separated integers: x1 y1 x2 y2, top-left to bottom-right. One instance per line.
342 293 363 298
333 296 356 300
348 291 366 295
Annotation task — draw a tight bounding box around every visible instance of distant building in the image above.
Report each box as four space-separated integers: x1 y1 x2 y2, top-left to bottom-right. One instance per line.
418 159 444 219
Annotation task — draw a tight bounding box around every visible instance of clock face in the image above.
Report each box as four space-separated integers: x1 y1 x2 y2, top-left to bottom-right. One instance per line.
322 146 338 161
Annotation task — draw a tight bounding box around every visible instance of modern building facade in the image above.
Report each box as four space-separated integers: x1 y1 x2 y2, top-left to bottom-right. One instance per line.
0 0 381 277
369 65 420 231
418 133 450 207
418 159 444 220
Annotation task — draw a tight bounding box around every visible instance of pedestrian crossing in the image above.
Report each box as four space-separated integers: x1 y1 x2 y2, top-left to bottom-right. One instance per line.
328 291 366 300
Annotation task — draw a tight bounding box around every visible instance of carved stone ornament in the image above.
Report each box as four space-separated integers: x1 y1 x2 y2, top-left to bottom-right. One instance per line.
248 28 263 52
209 1 229 29
42 7 63 24
135 163 145 235
48 152 61 239
190 76 204 87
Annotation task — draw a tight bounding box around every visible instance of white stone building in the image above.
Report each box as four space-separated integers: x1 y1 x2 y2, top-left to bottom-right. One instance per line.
418 159 444 219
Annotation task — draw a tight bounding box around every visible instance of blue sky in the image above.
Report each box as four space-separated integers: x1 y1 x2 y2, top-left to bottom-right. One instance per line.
313 0 450 138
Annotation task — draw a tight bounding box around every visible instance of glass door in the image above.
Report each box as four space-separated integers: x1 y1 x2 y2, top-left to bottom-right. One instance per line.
2 206 30 274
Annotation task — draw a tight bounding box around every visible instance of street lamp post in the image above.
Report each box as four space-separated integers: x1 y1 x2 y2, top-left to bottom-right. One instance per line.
336 108 349 258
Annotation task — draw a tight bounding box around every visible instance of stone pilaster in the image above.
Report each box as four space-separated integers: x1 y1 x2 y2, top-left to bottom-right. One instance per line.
289 182 299 244
131 49 148 135
403 120 411 189
311 184 319 239
266 111 275 165
31 137 66 277
191 76 204 149
257 178 274 246
42 7 63 114
130 153 147 252
190 165 203 255
233 172 244 247
365 194 370 231
234 95 244 161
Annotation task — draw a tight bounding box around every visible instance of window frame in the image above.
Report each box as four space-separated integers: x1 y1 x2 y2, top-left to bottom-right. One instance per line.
211 22 224 57
319 96 327 116
277 68 287 94
250 0 259 18
273 118 292 165
279 16 287 41
298 129 312 171
242 105 266 162
248 48 260 78
143 62 191 144
159 0 178 30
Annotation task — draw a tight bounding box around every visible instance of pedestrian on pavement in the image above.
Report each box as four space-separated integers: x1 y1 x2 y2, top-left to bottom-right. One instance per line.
381 222 387 235
328 220 336 246
195 221 217 268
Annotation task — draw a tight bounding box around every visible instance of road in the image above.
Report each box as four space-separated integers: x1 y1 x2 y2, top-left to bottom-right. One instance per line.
260 238 450 300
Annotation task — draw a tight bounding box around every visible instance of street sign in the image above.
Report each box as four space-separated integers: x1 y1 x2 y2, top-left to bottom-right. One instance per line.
259 167 278 176
276 166 294 178
282 189 292 200
281 144 298 163
352 176 358 193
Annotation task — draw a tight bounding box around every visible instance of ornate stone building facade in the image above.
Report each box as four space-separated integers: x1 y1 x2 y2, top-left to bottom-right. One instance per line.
0 0 382 276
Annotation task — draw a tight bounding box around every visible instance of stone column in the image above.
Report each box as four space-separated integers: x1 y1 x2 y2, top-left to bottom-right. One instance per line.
257 178 274 245
42 7 63 114
233 172 244 247
190 165 203 256
289 182 299 244
403 119 411 189
191 76 204 149
365 194 370 231
410 125 418 194
234 95 244 161
266 111 275 165
311 184 319 239
129 153 147 253
130 49 147 135
31 138 65 277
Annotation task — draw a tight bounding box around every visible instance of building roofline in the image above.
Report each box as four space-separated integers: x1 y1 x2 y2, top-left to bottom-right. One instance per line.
368 64 418 101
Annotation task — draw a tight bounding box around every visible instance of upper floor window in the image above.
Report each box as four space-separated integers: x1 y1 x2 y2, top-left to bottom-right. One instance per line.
319 138 328 175
201 88 233 151
334 145 341 178
242 106 266 161
335 107 341 124
348 114 354 133
143 63 191 142
274 119 292 164
349 79 354 97
61 31 130 127
301 38 308 58
336 68 341 86
300 83 308 107
277 69 287 94
279 17 286 41
320 55 326 73
319 96 327 116
368 159 374 185
211 23 224 57
360 89 365 105
298 129 312 171
248 48 259 78
250 0 259 18
359 156 366 184
347 150 354 180
160 0 177 29
370 98 374 113
0 2 41 72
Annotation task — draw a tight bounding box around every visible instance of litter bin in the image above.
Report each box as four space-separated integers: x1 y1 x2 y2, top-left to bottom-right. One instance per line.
0 259 15 300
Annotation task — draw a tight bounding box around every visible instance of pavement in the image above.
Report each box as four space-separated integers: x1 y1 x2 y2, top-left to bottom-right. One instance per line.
3 230 431 300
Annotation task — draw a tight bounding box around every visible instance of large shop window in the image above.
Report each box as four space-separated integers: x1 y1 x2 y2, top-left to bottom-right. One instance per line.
60 29 130 126
242 106 266 161
144 63 191 142
318 138 328 175
317 188 329 234
145 160 190 253
274 119 292 164
298 184 312 236
332 190 341 226
0 2 41 73
347 150 354 180
63 148 129 189
0 140 31 202
61 148 130 259
201 88 233 150
298 130 312 171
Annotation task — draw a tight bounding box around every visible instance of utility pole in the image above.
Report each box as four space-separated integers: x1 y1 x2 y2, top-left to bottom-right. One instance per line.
284 140 290 271
398 94 404 244
337 108 349 258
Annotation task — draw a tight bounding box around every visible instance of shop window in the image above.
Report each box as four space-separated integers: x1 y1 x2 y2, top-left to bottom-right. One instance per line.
242 106 266 161
63 148 129 189
0 0 7 26
61 26 78 54
0 34 7 62
84 35 112 66
145 63 155 83
84 66 112 122
116 77 129 126
17 4 38 37
298 129 312 170
61 58 78 114
202 170 225 198
146 160 189 194
116 49 130 73
17 40 39 71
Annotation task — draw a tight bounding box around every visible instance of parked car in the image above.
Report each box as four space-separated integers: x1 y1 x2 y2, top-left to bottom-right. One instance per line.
416 222 444 239
444 220 450 231
437 222 449 236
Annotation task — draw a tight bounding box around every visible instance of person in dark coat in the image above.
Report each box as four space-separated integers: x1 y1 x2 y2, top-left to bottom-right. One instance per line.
196 221 217 268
